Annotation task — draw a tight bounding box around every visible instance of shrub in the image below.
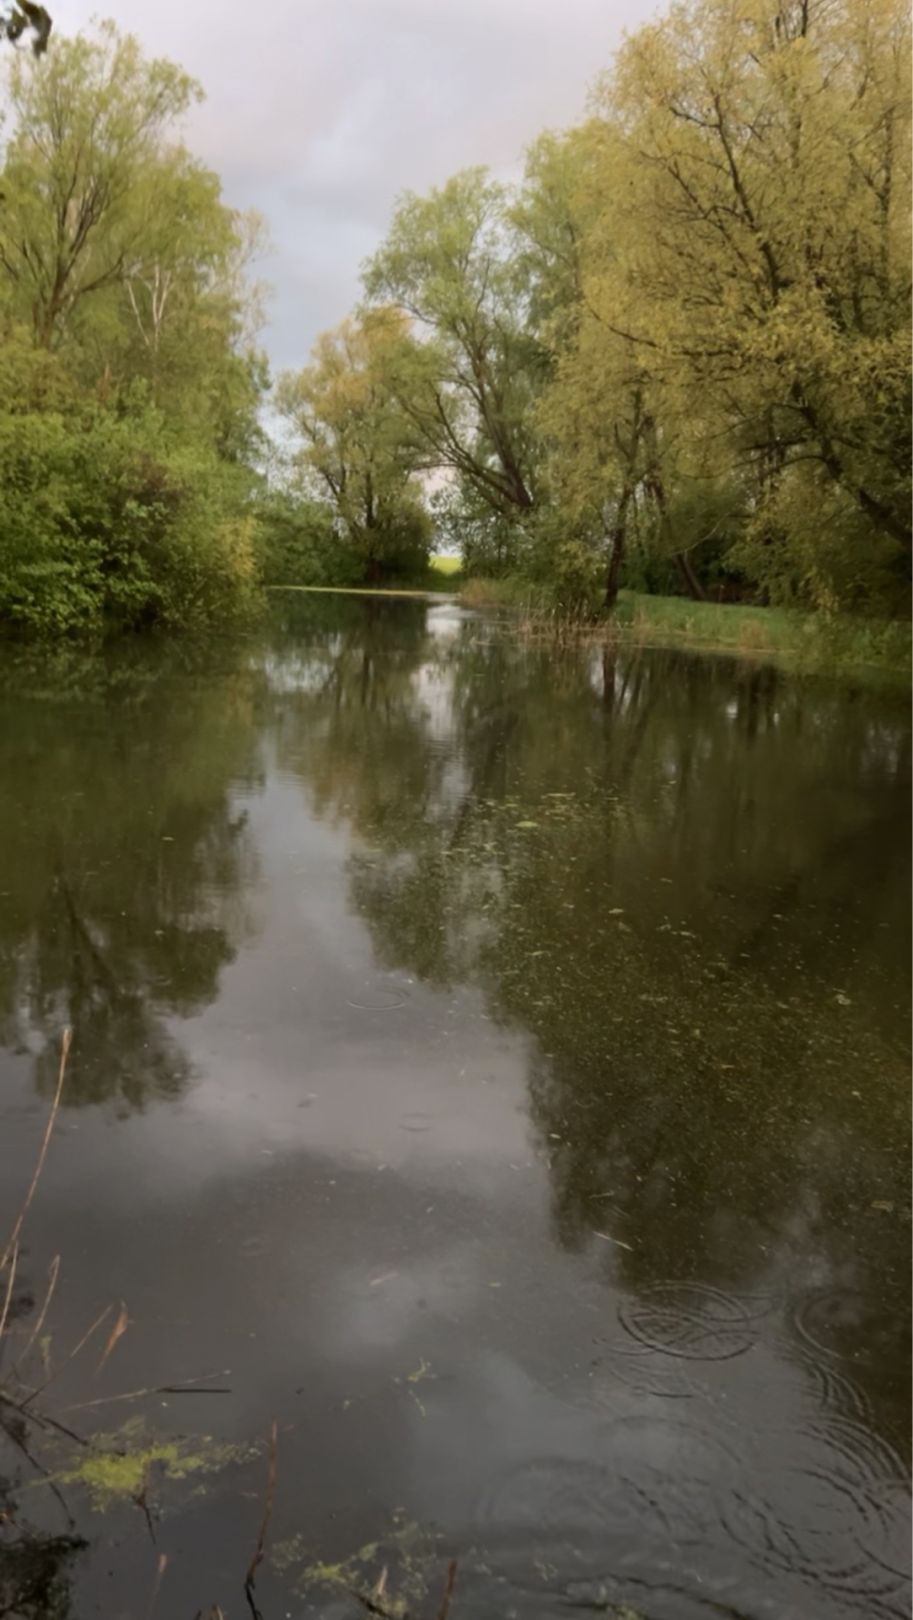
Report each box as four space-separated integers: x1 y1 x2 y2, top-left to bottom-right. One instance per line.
0 406 259 636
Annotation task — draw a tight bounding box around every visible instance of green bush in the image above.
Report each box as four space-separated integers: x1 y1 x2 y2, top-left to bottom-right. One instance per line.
253 488 433 588
253 489 362 587
0 406 259 636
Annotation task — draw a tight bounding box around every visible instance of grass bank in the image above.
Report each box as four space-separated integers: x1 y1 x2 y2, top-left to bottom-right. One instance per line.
460 578 911 676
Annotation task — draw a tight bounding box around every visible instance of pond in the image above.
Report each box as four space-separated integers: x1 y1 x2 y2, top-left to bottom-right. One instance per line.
0 594 909 1620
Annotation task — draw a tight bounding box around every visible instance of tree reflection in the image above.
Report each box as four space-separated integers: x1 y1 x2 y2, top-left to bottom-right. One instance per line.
276 603 910 1437
0 640 262 1111
0 1507 83 1620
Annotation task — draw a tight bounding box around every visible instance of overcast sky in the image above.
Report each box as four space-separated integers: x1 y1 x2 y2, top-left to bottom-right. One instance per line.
49 0 655 375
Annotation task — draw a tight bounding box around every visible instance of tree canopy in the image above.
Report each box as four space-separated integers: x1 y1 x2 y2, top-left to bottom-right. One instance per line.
0 0 909 630
0 19 268 635
276 308 430 582
285 0 911 617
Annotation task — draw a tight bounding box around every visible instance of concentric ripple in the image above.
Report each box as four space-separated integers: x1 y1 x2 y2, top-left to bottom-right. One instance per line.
617 1282 756 1361
722 1413 910 1615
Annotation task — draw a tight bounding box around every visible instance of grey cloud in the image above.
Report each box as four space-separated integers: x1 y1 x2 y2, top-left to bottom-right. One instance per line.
52 0 654 370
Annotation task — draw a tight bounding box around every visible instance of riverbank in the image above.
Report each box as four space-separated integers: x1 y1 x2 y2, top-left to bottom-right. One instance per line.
458 578 912 676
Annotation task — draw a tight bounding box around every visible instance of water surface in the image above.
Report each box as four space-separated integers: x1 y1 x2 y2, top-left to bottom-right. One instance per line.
0 596 909 1619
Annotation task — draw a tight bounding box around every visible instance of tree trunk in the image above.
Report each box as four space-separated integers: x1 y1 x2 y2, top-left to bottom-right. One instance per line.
605 485 633 609
674 549 706 601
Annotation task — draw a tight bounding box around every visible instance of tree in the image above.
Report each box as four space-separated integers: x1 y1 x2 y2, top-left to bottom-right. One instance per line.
0 22 200 347
519 126 716 605
591 0 912 610
364 169 545 568
0 22 269 638
276 308 430 582
111 152 268 453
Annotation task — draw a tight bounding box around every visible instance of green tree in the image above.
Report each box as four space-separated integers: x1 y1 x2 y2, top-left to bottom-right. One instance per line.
517 126 712 605
364 169 544 571
591 0 912 611
276 308 430 582
0 21 269 637
0 22 200 348
0 403 260 635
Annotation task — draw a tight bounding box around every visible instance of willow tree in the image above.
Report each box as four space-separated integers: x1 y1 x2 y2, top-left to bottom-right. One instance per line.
592 0 912 611
519 126 717 605
364 169 545 572
0 22 269 636
0 22 200 348
276 308 431 582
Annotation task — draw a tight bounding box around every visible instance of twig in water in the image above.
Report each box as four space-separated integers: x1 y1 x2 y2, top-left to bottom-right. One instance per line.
148 1551 168 1615
96 1300 130 1375
592 1230 634 1252
346 1591 394 1617
243 1419 278 1620
0 1388 90 1450
0 1399 77 1530
437 1558 458 1620
60 1377 233 1414
1 1026 71 1272
133 1466 157 1546
158 1384 232 1395
21 1302 112 1409
0 1242 19 1347
11 1254 60 1376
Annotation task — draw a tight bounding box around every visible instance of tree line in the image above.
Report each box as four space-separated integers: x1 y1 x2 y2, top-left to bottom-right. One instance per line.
0 21 267 634
276 0 911 617
0 0 909 637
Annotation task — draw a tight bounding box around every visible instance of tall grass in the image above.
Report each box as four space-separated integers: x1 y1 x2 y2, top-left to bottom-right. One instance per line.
459 579 911 676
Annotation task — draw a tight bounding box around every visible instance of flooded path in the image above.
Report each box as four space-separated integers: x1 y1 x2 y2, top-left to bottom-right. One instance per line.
0 595 909 1619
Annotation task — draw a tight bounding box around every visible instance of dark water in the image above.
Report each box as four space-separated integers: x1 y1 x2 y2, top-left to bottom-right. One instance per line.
0 595 909 1620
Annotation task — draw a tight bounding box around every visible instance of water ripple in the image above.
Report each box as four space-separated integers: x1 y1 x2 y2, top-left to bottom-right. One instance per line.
617 1282 757 1361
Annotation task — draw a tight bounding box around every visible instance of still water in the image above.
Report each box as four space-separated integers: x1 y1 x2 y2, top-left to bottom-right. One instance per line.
0 594 909 1620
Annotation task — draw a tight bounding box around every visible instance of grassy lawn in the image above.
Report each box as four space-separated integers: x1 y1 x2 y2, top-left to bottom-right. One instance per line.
617 592 911 673
613 590 801 654
458 577 911 676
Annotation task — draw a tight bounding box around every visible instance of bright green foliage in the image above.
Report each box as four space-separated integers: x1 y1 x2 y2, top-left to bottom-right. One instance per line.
364 169 545 569
299 0 910 623
254 486 361 587
0 21 267 637
276 309 431 582
0 402 258 635
0 24 200 349
536 0 912 614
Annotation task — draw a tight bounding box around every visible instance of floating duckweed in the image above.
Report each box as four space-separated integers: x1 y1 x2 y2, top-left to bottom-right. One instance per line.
281 1512 437 1617
53 1417 254 1511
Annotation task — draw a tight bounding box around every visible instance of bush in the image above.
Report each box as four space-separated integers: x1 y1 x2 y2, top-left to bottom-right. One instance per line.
0 406 259 636
253 488 432 587
253 489 362 587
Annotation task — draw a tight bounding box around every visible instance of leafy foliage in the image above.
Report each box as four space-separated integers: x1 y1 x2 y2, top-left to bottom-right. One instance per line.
0 21 267 638
287 0 910 623
276 309 431 583
254 486 362 587
534 0 912 613
0 401 258 634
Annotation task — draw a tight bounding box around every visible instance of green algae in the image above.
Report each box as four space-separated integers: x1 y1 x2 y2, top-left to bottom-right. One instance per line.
51 1417 255 1511
273 1511 438 1618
